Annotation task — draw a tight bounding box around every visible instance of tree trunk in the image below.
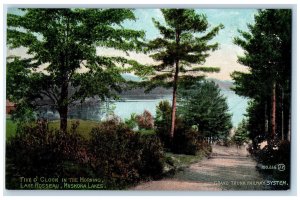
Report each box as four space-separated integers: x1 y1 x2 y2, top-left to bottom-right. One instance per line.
59 105 68 132
287 109 291 141
170 31 180 138
170 60 179 138
264 102 268 134
59 74 69 132
271 81 276 139
281 87 284 140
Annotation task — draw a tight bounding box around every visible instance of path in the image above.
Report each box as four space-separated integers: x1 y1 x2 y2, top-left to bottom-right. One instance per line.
132 145 269 191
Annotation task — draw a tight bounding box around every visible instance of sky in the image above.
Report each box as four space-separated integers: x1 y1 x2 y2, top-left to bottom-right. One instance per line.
7 8 257 80
125 9 257 81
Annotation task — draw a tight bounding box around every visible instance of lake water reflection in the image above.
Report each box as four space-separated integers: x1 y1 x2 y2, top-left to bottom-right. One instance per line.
114 90 248 127
38 90 248 127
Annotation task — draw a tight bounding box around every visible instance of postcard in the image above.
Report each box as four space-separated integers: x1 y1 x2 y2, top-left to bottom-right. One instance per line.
5 7 292 191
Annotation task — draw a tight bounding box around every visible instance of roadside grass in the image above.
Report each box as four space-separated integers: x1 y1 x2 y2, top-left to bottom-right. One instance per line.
165 152 205 168
6 119 17 140
161 151 206 177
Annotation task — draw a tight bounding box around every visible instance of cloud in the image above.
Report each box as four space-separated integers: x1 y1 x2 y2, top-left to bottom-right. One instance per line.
6 9 255 81
202 44 249 80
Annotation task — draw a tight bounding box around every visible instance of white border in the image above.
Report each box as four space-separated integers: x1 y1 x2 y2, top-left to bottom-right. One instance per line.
1 0 299 199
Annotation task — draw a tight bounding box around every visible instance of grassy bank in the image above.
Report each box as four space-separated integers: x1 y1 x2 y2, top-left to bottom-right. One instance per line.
6 119 157 140
6 119 100 140
6 119 17 140
48 119 100 139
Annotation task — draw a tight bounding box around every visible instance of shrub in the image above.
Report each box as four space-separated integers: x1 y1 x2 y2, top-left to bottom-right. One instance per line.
138 134 165 180
89 118 164 188
124 113 138 129
136 110 154 130
155 100 172 148
253 140 290 189
6 120 88 189
199 140 212 156
89 119 140 188
172 120 202 155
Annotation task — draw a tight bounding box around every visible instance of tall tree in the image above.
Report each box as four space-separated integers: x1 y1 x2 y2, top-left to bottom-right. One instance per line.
232 9 291 143
7 8 145 131
146 9 224 138
178 80 232 141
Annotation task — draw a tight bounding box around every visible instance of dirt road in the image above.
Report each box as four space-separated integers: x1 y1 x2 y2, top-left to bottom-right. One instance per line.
132 145 269 191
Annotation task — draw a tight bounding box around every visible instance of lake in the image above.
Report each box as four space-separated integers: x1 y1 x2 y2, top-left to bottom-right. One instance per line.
38 89 248 128
114 90 248 127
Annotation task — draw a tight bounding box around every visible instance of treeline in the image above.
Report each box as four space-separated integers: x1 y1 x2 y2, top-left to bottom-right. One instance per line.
232 9 291 189
232 9 291 147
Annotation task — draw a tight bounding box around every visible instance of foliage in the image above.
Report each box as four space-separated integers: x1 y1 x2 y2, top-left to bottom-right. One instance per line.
253 140 290 189
88 118 164 188
136 110 154 130
178 80 232 140
145 9 223 90
232 9 292 142
6 117 165 189
232 119 249 146
124 113 138 129
144 9 224 137
89 119 141 187
172 120 202 155
138 134 165 180
155 100 172 148
7 8 146 131
6 120 90 189
245 100 267 149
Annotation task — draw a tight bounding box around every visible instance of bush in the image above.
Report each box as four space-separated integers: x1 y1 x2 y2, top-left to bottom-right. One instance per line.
138 134 165 180
89 118 164 188
155 100 172 148
6 117 165 189
172 120 202 155
253 140 290 189
6 120 89 189
136 110 154 130
124 113 138 129
89 119 141 188
199 140 212 156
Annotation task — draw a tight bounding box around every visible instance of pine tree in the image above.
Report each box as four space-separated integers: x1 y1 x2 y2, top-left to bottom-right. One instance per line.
146 9 224 138
178 80 232 141
232 9 291 143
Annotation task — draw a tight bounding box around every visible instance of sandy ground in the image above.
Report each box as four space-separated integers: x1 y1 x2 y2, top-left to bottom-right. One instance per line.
132 145 269 191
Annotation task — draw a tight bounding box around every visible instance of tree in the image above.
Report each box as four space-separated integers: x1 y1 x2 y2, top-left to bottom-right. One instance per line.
178 80 232 141
232 119 249 147
146 9 224 138
232 9 291 143
7 8 145 131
